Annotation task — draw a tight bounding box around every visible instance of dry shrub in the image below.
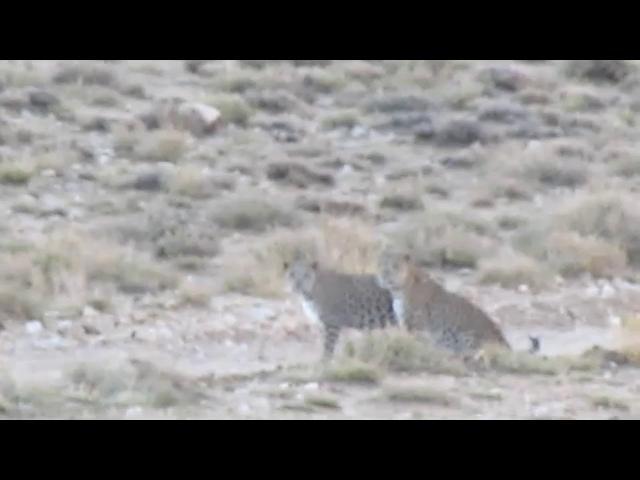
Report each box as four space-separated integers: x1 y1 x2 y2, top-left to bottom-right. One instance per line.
383 382 455 406
0 228 177 320
342 329 467 376
542 231 627 278
479 344 600 375
177 277 217 307
220 217 381 298
478 250 552 289
169 164 217 199
209 195 298 233
389 208 496 270
552 192 640 266
207 94 252 126
134 129 189 163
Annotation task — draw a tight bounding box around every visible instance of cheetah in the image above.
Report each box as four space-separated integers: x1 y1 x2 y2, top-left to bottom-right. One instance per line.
376 251 511 359
284 255 397 360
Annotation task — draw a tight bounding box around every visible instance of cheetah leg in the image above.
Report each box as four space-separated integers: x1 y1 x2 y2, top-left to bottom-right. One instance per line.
322 325 341 361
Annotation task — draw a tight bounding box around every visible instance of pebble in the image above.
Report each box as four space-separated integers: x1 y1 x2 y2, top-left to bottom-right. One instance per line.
25 321 43 335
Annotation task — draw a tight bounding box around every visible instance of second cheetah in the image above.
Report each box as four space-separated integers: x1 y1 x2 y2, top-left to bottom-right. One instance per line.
377 251 510 358
284 255 398 360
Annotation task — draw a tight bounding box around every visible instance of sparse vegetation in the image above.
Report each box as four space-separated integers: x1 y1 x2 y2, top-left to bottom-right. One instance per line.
208 94 252 126
553 192 640 266
134 129 189 163
323 359 382 385
210 196 297 233
2 60 640 418
304 393 341 410
220 218 380 298
478 345 600 375
589 395 630 412
342 330 467 376
384 383 455 406
478 251 551 289
0 162 34 185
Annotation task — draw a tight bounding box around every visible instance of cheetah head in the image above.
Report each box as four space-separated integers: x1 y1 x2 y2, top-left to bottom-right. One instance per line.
283 256 318 297
376 250 411 293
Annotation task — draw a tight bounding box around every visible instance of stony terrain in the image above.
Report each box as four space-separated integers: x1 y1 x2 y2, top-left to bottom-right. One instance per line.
1 60 640 419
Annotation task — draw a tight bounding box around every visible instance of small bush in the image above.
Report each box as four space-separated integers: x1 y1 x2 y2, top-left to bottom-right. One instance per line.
522 157 587 188
479 345 599 375
542 231 627 278
0 163 34 185
208 94 252 126
342 330 466 376
210 197 297 233
53 63 118 87
323 359 382 385
384 383 455 406
380 193 423 211
478 251 551 289
565 60 631 84
320 110 360 131
134 129 189 163
553 193 640 266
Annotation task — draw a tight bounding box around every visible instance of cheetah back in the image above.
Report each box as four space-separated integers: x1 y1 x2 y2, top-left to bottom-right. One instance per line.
312 271 397 330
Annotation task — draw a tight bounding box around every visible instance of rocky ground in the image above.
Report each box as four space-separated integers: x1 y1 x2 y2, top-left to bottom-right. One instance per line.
1 60 640 419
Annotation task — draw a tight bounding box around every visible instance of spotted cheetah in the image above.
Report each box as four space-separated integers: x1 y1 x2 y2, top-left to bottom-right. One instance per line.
376 251 510 359
284 255 397 360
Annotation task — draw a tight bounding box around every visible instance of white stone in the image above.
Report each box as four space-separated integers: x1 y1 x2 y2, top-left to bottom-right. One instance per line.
25 321 43 335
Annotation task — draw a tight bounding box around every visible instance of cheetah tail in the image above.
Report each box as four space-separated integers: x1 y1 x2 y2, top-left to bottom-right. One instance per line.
527 335 541 355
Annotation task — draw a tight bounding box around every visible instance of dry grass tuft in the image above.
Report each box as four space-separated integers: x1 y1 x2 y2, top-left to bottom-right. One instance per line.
133 129 190 163
220 217 380 298
552 192 640 266
383 382 456 406
322 359 382 385
478 250 552 289
0 228 178 321
342 329 467 376
478 344 600 375
209 195 298 233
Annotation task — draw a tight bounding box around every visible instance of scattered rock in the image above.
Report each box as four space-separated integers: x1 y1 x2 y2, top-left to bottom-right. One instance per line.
0 92 28 111
439 154 478 169
184 60 208 74
52 64 117 86
82 324 101 336
322 200 367 217
266 162 334 188
25 321 43 335
82 116 111 132
434 118 488 147
294 197 321 213
140 99 221 136
365 94 432 113
28 90 60 110
376 112 433 135
260 120 303 143
129 171 165 191
121 84 146 99
246 90 299 114
380 195 422 211
477 101 529 123
480 66 528 92
175 102 221 137
566 60 631 84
